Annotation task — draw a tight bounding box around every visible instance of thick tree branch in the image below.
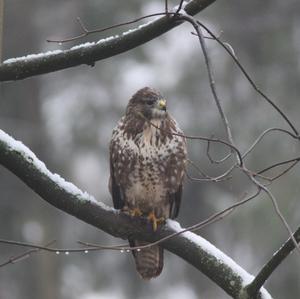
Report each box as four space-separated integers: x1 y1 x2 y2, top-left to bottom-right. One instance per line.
0 129 272 298
0 0 215 82
245 226 300 298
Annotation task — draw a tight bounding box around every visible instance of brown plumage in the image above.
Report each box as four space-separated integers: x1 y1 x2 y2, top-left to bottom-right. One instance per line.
109 87 187 279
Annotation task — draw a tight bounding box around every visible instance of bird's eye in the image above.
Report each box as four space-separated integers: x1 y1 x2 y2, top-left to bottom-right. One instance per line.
146 99 156 106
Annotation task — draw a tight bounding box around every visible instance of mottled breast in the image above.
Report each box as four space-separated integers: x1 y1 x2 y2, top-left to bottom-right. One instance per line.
110 116 187 207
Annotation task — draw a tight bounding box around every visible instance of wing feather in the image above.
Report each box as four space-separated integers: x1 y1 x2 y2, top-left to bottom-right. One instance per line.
169 184 182 219
109 150 124 210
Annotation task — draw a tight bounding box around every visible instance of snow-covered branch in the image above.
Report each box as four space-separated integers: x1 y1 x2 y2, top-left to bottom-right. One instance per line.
0 0 215 82
0 129 272 298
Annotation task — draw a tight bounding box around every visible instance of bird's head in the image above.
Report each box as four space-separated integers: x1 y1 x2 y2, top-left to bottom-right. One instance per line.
126 87 167 120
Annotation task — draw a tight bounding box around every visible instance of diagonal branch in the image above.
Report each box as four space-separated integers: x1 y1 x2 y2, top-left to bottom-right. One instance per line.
245 226 300 297
0 129 272 298
198 22 299 136
178 14 235 148
0 0 216 82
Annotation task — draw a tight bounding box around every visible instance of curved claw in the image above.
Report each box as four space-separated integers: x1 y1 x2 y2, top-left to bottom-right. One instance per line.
147 211 165 231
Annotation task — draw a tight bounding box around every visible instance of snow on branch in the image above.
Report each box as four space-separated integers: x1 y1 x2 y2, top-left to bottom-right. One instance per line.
0 129 272 298
165 220 273 299
0 0 216 82
0 130 97 203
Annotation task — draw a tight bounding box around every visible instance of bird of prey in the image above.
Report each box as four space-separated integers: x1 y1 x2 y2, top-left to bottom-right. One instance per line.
109 87 187 280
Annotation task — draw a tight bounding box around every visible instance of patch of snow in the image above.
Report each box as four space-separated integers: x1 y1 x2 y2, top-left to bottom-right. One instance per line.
3 50 63 64
122 28 136 37
2 6 176 65
70 35 119 51
0 129 106 206
122 20 155 37
3 1 191 66
166 220 273 299
3 34 120 64
71 42 95 50
96 35 119 45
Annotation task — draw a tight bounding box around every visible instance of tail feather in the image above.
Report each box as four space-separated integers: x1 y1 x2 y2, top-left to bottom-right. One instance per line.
129 239 163 280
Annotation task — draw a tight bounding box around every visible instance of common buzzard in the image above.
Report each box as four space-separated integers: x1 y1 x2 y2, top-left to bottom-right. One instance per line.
109 87 187 279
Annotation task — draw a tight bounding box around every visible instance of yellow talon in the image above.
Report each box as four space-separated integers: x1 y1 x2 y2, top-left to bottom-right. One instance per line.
147 211 165 231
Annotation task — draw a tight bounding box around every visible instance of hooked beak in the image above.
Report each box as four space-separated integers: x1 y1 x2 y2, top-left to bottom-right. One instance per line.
157 99 167 111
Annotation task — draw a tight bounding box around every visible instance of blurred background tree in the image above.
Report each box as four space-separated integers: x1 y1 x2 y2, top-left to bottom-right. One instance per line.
1 0 300 298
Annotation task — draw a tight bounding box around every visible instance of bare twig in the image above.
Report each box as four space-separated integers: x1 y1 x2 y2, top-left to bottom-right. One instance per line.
0 240 56 267
248 176 300 253
191 30 224 41
257 157 300 176
265 161 299 182
176 132 242 165
206 138 233 164
47 0 187 44
47 0 188 44
0 238 128 253
197 21 299 136
175 0 186 15
185 171 213 182
243 127 300 159
245 226 300 297
186 159 233 182
187 158 213 179
179 14 236 152
47 12 172 44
